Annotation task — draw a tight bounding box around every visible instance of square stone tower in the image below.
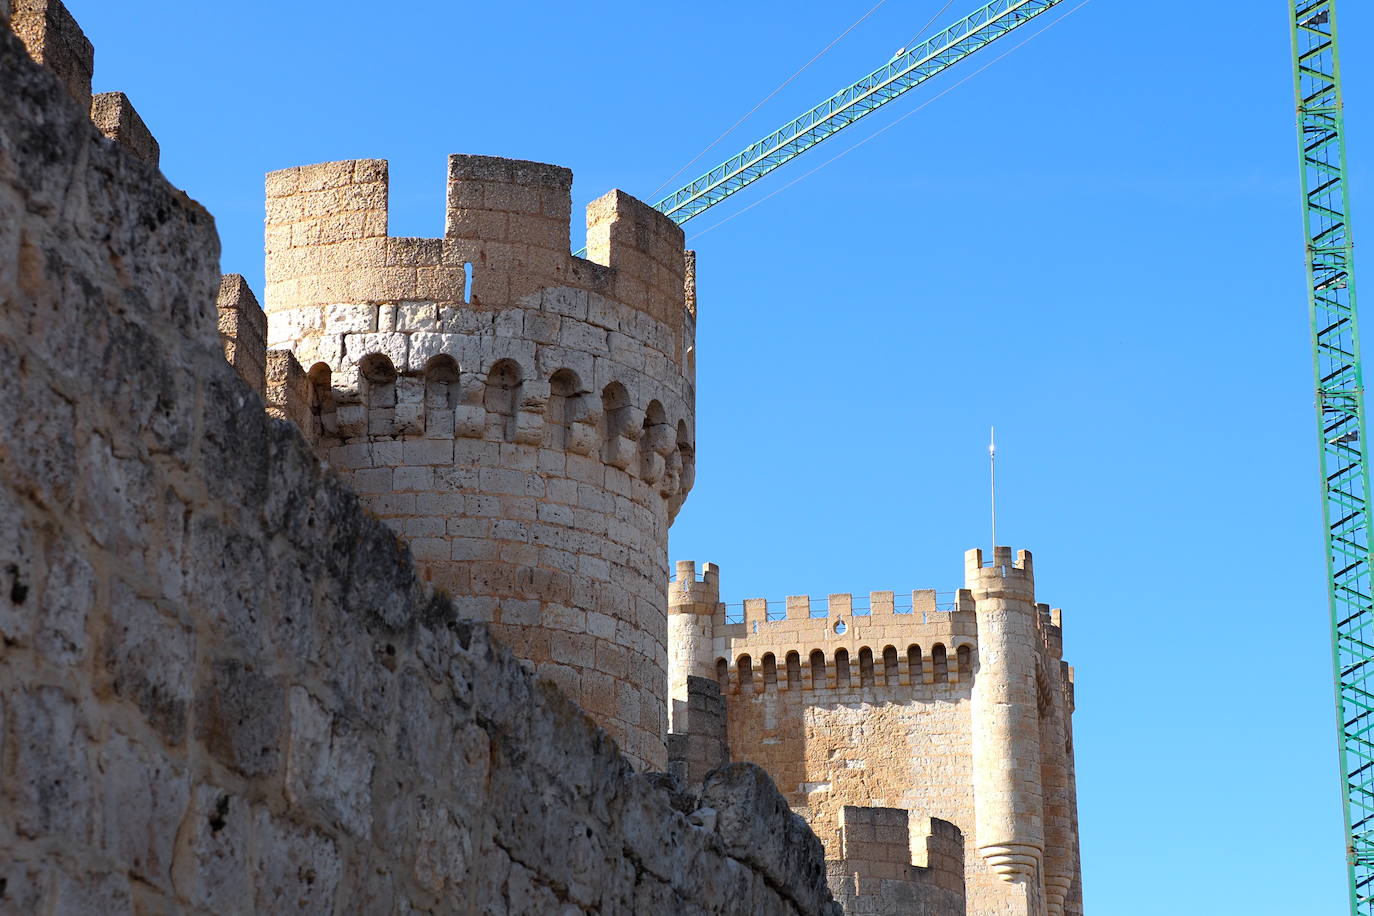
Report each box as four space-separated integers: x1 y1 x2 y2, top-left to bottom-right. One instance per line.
669 547 1083 914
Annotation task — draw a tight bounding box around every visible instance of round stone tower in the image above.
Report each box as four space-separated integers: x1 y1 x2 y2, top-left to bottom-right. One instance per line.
966 546 1047 912
667 559 721 729
262 154 696 770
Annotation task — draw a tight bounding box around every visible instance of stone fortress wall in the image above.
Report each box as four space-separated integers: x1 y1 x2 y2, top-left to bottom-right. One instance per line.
261 152 696 771
0 3 843 913
0 0 1086 912
668 550 1083 916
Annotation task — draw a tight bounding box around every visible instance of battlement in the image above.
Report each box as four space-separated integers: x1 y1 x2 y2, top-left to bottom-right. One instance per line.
217 274 266 397
671 560 721 609
264 155 689 344
714 634 976 695
12 1 160 168
704 587 978 696
829 807 966 915
90 91 158 167
710 588 977 630
964 546 1035 600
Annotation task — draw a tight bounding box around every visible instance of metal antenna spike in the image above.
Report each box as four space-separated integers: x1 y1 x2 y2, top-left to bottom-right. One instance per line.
989 426 997 551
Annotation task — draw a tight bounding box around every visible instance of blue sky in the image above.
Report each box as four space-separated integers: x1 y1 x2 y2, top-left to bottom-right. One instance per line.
66 1 1374 911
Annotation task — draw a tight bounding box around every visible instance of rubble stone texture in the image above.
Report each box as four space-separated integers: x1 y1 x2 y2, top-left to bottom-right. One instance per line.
669 550 1083 915
0 7 841 913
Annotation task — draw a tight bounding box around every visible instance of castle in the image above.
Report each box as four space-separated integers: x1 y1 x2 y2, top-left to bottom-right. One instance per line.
0 1 1081 913
668 553 1082 914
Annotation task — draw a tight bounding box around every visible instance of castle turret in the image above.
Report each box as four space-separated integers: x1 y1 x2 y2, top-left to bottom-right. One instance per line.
263 155 697 770
666 561 729 786
967 546 1046 913
668 559 721 716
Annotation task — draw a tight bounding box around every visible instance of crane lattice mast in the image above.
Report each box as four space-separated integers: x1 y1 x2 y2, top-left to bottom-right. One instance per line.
1290 2 1374 911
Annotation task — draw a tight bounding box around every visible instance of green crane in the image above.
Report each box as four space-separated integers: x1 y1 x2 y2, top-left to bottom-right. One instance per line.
1290 1 1374 911
651 0 1066 224
571 0 1071 259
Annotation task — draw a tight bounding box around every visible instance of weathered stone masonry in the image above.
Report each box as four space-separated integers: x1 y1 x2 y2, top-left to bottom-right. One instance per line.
264 153 696 772
0 5 843 913
669 551 1083 916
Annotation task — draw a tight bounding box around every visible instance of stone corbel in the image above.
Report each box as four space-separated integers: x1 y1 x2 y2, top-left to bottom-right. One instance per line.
567 414 599 456
454 373 487 438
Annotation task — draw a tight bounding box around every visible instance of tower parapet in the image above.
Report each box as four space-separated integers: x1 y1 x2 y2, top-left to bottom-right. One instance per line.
669 560 722 698
672 576 979 698
829 806 967 915
966 546 1061 914
264 155 697 770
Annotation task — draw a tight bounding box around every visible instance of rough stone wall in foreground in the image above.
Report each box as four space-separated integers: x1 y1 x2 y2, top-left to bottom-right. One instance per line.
0 8 840 913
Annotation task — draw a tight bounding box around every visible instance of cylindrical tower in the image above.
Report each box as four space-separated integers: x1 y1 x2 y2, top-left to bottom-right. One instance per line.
263 154 696 770
967 546 1046 911
667 560 721 730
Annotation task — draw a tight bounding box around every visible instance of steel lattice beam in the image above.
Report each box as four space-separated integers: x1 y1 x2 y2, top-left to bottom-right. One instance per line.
1290 1 1374 911
653 0 1066 225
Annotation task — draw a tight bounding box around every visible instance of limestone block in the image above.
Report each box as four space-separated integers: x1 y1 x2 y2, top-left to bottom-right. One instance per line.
324 301 377 334
343 331 407 370
6 685 93 841
90 91 159 166
34 525 93 666
512 408 544 445
286 687 375 839
12 0 92 110
335 403 366 438
97 731 189 891
413 795 471 894
251 807 343 912
217 274 267 397
193 657 284 778
98 580 193 744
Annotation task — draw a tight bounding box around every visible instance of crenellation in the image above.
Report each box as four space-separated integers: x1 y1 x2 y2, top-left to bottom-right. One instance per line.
829 807 968 915
89 91 159 167
216 274 267 398
12 0 91 110
264 349 319 445
584 189 687 332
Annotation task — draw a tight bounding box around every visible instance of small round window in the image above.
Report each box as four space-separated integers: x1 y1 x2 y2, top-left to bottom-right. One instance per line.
833 619 847 635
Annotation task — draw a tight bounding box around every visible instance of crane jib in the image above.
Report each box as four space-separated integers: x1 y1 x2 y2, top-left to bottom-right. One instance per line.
654 0 1066 225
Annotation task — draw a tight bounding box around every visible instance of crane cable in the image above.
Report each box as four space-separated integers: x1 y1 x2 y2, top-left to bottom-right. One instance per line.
902 0 957 58
687 0 1096 242
648 0 895 200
